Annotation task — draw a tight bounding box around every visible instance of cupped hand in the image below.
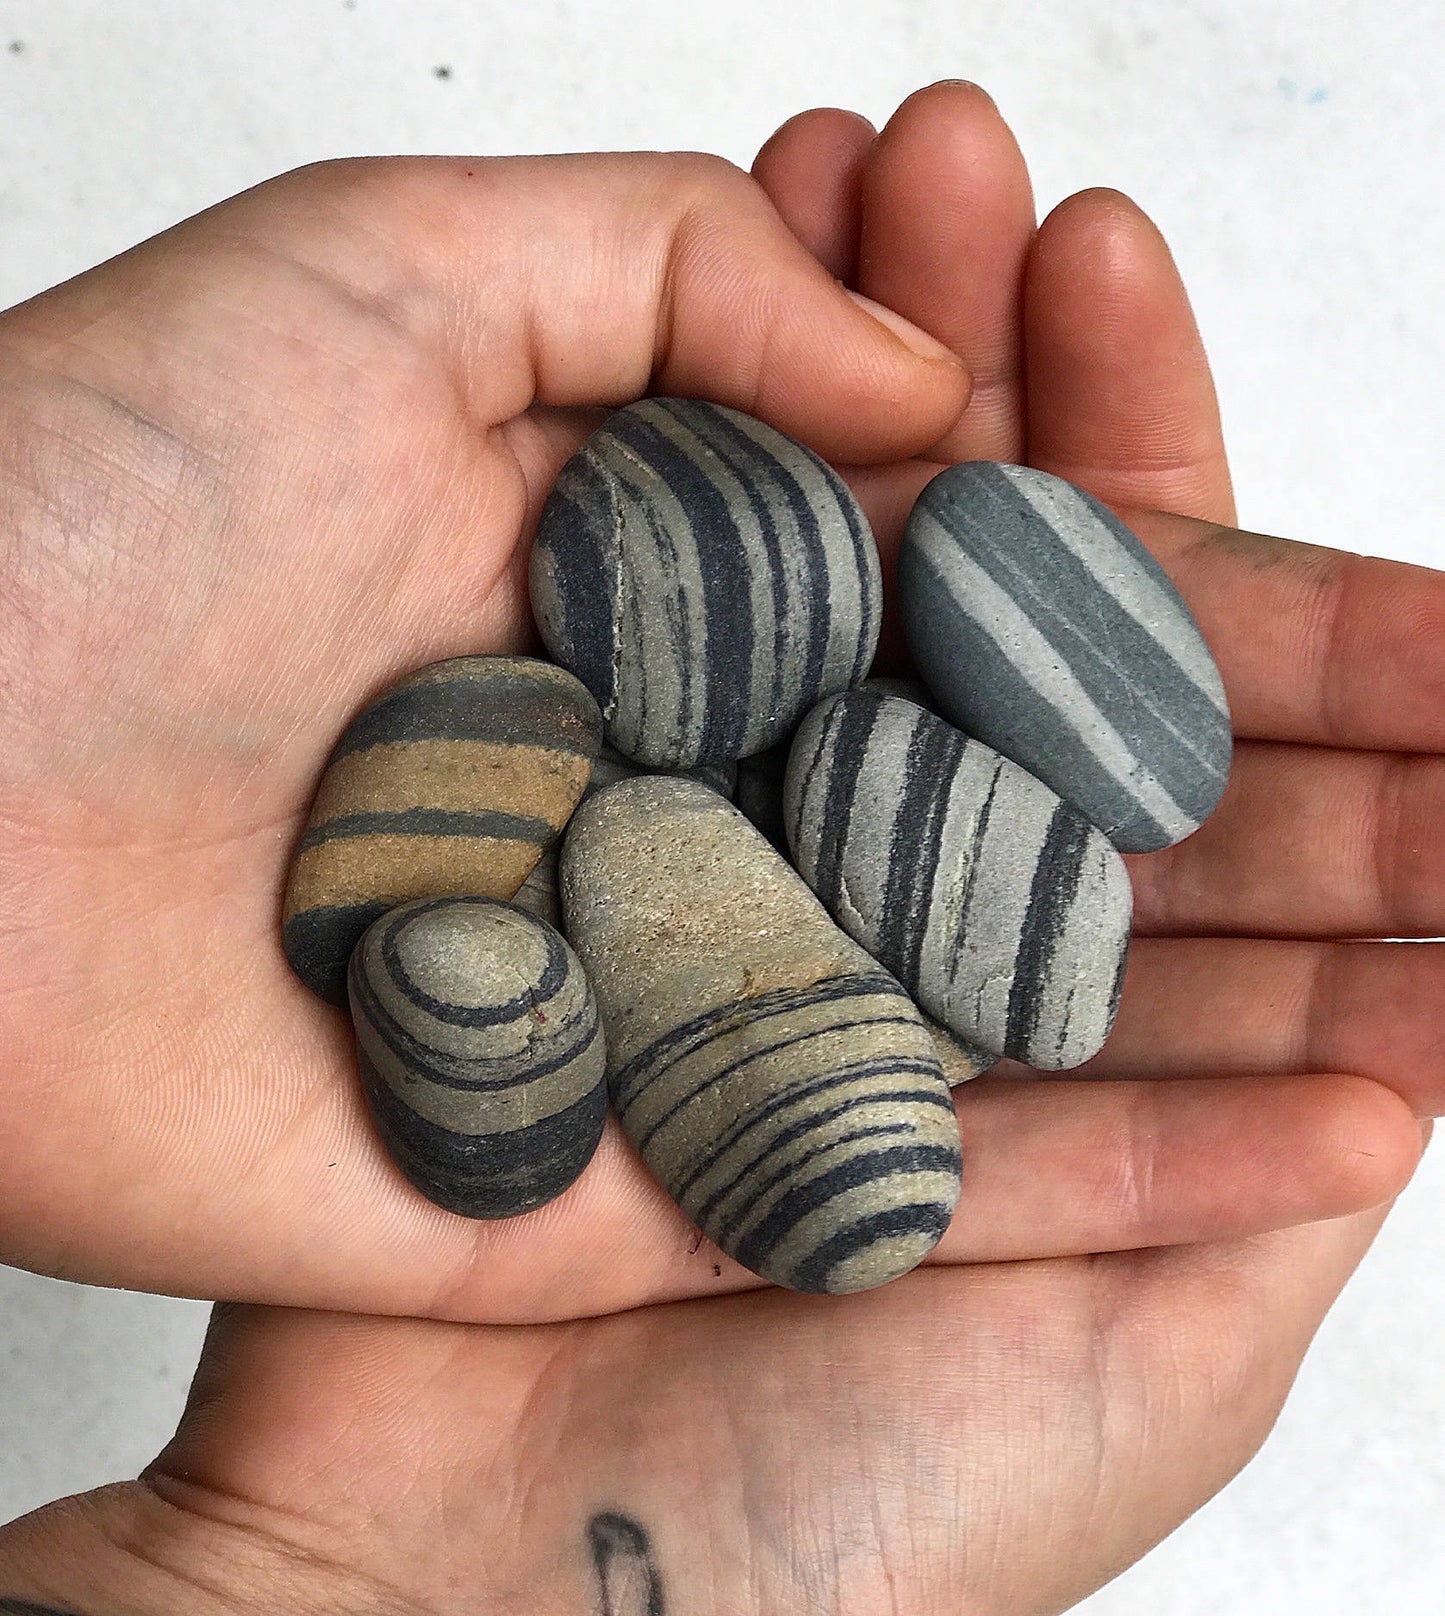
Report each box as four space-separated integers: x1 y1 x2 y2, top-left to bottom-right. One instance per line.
0 90 1431 1329
0 80 1436 1615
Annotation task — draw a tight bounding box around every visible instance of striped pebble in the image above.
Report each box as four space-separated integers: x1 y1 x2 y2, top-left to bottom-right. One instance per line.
348 898 607 1217
785 692 1132 1070
899 462 1232 853
530 399 882 769
732 679 928 853
283 656 601 1004
562 776 960 1295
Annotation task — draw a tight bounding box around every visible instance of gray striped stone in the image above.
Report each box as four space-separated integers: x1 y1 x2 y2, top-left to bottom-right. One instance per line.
899 462 1232 853
785 691 1132 1070
562 776 961 1294
348 897 607 1218
732 680 929 853
530 399 882 769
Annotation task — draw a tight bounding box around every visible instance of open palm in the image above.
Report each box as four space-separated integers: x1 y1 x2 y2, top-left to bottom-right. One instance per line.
0 84 1436 1611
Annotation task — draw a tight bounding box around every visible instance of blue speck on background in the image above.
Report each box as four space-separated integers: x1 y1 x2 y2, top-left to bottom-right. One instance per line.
1278 76 1331 104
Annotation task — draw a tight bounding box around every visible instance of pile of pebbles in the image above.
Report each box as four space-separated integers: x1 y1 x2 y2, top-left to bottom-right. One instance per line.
281 399 1232 1295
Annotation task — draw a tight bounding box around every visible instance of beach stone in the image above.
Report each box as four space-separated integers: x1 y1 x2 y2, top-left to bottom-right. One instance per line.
283 656 601 1004
785 691 1132 1070
348 897 607 1217
562 776 961 1294
899 462 1232 853
530 398 882 769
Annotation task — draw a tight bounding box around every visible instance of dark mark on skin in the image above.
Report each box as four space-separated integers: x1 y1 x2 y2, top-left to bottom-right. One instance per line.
1187 521 1341 583
0 1602 90 1615
7 40 23 53
434 63 452 79
588 1513 664 1616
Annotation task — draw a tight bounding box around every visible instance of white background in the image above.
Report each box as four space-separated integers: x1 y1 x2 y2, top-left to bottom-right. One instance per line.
1 1 1442 1610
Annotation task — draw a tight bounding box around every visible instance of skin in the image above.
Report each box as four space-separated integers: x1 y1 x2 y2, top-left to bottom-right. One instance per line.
0 80 1438 1611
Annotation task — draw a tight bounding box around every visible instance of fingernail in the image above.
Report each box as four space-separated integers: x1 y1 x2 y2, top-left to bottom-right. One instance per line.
933 78 996 104
845 289 961 365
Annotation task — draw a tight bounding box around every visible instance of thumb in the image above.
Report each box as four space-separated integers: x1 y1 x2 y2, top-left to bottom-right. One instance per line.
7 150 969 465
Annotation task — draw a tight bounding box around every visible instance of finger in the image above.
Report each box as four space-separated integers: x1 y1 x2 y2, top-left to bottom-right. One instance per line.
1129 509 1445 751
7 151 969 469
857 81 1036 462
939 1071 1420 1265
1128 741 1445 939
1069 936 1445 1116
750 107 876 282
0 963 1416 1328
1024 188 1234 524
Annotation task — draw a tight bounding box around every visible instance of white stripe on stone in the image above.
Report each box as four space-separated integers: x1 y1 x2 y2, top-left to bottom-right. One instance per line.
999 465 1230 721
914 523 1198 843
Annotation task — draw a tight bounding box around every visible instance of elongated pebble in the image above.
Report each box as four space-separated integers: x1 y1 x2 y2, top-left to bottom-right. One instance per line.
900 462 1231 852
562 776 960 1294
785 691 1131 1070
531 399 882 768
348 897 607 1217
283 656 601 1004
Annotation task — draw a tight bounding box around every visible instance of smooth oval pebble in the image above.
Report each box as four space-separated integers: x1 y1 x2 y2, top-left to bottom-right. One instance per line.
562 776 960 1294
530 398 882 769
785 691 1132 1070
899 462 1232 853
348 897 607 1217
283 656 601 1004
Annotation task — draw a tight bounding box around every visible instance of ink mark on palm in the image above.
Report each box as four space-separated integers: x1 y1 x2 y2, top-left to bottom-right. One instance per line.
588 1512 664 1615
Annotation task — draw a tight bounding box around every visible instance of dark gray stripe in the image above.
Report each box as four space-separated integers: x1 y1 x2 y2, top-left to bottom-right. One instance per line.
331 668 597 762
374 896 569 1029
793 1200 956 1293
633 1014 930 1151
674 1059 950 1203
301 807 556 852
1004 803 1093 1058
944 468 1229 794
358 1048 606 1218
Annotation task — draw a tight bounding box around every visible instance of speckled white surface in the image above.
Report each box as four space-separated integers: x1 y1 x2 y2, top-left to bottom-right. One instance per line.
0 2 1442 1609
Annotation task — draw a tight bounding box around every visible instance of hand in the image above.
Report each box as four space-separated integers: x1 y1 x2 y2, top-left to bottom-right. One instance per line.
0 82 1433 1612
